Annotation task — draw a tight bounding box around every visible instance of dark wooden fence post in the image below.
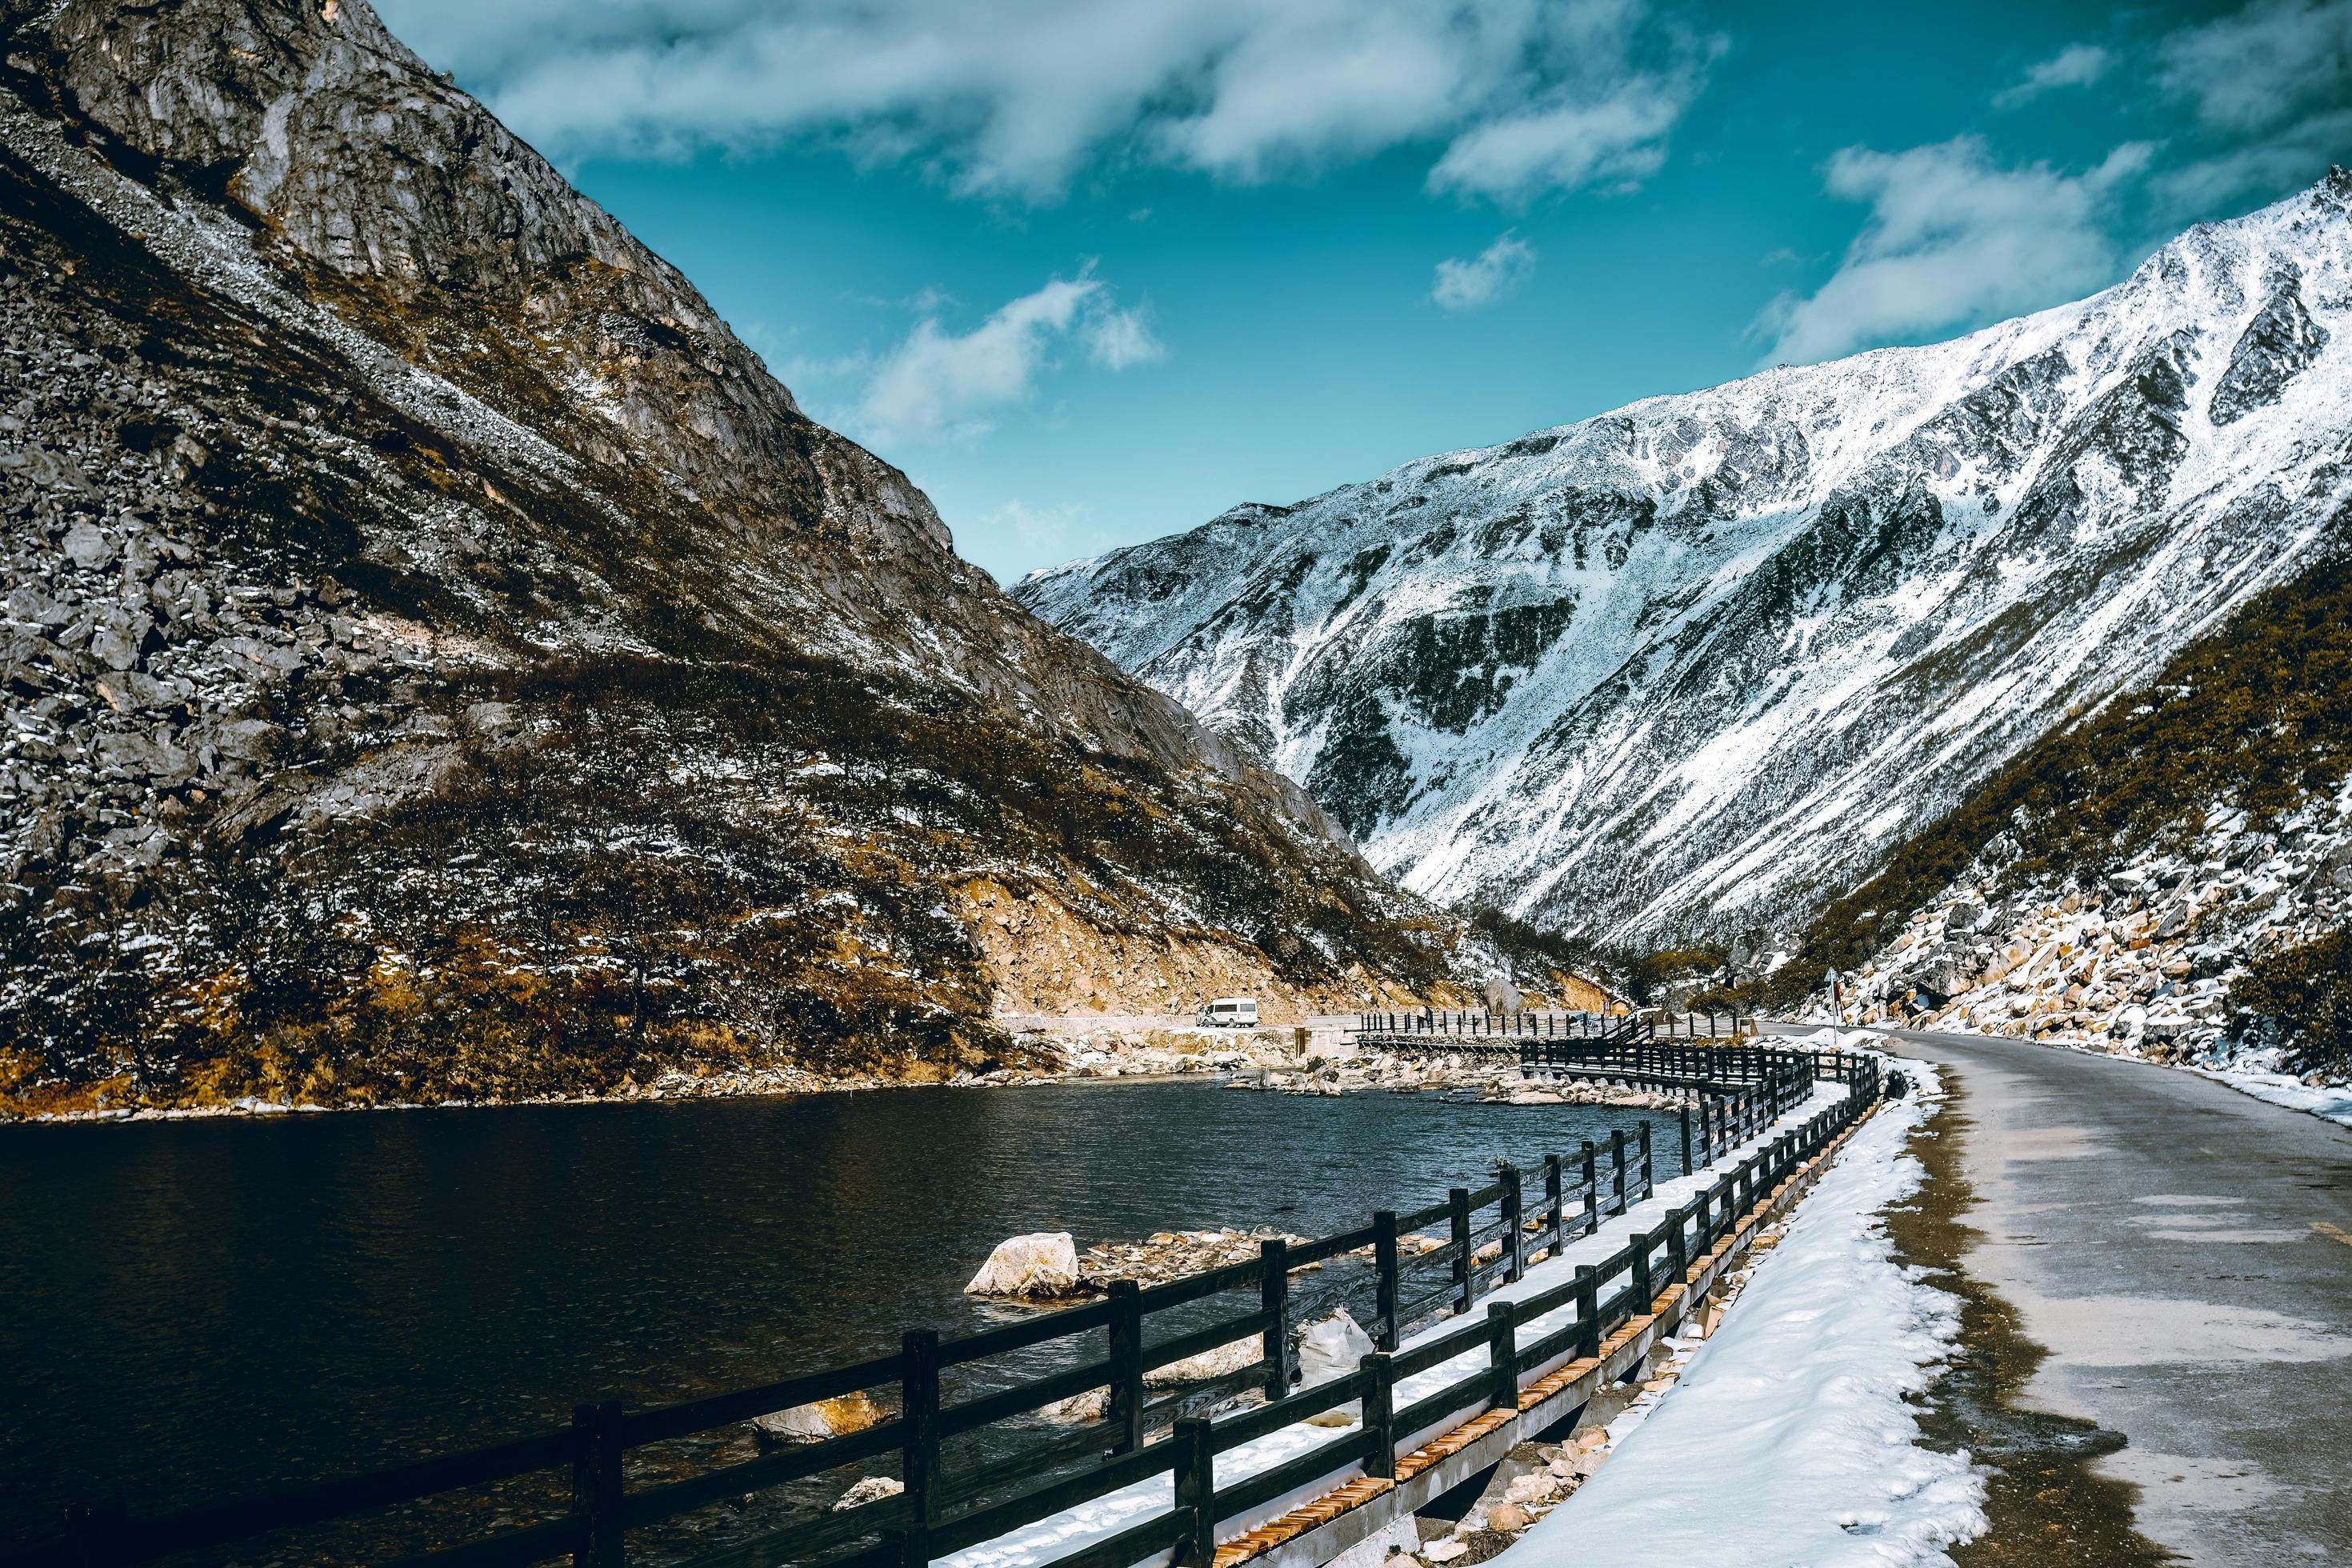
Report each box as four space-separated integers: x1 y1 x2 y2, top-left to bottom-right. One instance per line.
570 1399 624 1568
1107 1279 1143 1455
1582 1141 1599 1234
1638 1122 1654 1199
1678 1106 1693 1176
1260 1239 1294 1399
1500 1163 1525 1283
1575 1266 1599 1359
902 1330 942 1529
1373 1210 1401 1351
1609 1130 1626 1215
1486 1301 1518 1414
1667 1206 1688 1285
1174 1418 1217 1568
1449 1187 1472 1314
1543 1154 1564 1258
1362 1353 1396 1479
884 1524 930 1568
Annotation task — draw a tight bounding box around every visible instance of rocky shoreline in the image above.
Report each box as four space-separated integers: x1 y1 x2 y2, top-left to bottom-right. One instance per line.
13 1026 1676 1125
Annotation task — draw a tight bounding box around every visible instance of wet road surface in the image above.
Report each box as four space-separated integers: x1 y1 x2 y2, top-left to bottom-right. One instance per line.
1864 1027 2352 1563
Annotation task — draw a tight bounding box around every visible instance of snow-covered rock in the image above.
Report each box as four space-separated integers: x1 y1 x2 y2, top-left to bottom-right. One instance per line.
1296 1308 1376 1424
1143 1332 1262 1388
965 1232 1084 1298
1019 171 2352 946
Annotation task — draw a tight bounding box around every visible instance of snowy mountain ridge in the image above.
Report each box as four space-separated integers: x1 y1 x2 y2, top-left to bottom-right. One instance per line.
1017 174 2352 947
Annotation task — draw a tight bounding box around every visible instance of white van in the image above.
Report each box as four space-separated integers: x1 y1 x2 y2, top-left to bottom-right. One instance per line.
1196 997 1258 1029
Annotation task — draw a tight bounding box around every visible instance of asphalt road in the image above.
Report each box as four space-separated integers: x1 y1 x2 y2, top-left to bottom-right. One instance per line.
1854 1026 2352 1563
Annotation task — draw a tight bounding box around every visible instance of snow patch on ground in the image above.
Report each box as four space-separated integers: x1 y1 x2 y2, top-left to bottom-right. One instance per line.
1522 1052 1983 1567
2191 1057 2352 1130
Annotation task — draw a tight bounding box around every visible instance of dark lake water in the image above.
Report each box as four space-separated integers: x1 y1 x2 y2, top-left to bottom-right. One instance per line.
0 1081 1668 1560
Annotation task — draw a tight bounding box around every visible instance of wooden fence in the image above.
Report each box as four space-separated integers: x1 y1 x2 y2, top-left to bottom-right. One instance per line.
1347 1010 1754 1042
31 1050 1877 1568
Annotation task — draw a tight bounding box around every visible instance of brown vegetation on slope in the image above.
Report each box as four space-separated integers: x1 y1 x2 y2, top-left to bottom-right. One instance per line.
0 0 1467 1115
1770 527 2352 1042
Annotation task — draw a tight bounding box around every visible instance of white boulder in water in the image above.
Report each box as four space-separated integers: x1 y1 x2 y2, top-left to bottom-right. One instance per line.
965 1231 1082 1298
833 1475 905 1510
1297 1309 1377 1424
1143 1332 1262 1388
1042 1387 1110 1423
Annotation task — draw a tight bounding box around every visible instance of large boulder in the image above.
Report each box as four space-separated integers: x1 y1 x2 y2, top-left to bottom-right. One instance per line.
750 1390 886 1450
832 1475 904 1511
1918 954 1974 998
1144 1333 1262 1389
1296 1308 1376 1425
965 1231 1083 1298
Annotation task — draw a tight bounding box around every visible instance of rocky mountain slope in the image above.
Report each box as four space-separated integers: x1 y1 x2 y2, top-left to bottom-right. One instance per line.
0 0 1473 1116
1781 545 2352 1099
1018 175 2352 951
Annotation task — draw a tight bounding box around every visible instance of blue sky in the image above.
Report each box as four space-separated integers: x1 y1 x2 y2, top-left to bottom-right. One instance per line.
374 0 2352 583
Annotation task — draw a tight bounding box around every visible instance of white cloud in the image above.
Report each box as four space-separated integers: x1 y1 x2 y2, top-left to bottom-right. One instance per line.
1425 9 1722 203
373 0 1714 203
1992 43 2112 108
2157 0 2352 132
1756 138 2153 366
2154 106 2352 210
1085 307 1165 370
1427 79 1694 199
854 270 1156 445
1430 232 1538 311
2151 0 2352 210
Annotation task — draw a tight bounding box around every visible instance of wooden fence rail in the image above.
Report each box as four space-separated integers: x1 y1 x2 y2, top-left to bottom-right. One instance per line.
32 1050 1878 1568
1347 1010 1756 1042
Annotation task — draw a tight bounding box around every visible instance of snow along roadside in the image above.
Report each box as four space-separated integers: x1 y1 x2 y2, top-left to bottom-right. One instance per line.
2187 1057 2352 1130
1515 1052 1984 1567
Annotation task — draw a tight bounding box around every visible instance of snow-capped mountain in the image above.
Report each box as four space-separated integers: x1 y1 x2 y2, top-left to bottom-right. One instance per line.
1017 174 2352 947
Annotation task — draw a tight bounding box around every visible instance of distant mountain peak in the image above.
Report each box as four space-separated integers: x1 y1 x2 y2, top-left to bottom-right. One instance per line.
1018 175 2352 947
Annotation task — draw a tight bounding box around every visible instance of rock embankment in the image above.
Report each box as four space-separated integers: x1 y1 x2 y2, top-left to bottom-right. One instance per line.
1822 779 2352 1086
1243 1050 1678 1107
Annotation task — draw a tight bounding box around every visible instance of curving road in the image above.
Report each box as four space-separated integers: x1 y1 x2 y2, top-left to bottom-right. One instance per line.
1845 1026 2352 1563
